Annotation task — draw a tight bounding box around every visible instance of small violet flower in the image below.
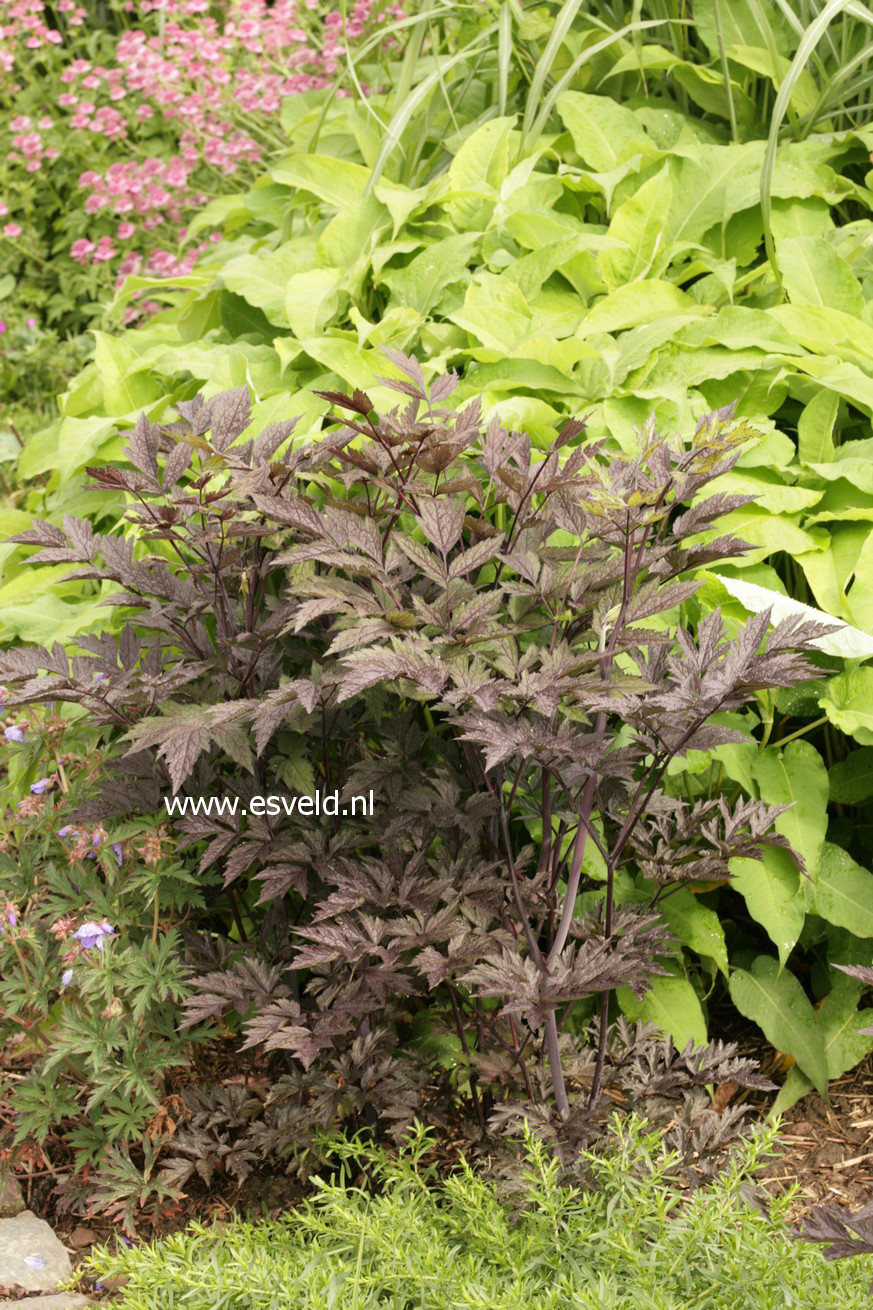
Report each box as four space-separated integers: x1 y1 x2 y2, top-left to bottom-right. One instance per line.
61 968 74 988
4 725 25 743
74 919 115 950
30 778 51 795
112 843 123 867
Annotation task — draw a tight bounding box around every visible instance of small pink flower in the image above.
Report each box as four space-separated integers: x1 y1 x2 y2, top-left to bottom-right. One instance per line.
2 224 22 239
117 221 135 240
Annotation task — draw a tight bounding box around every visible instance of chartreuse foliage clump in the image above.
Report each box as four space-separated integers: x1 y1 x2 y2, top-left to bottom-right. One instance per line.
83 1119 873 1310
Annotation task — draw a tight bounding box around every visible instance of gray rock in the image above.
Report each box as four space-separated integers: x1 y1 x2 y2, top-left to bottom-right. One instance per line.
0 1177 24 1220
0 1296 91 1308
0 1211 72 1292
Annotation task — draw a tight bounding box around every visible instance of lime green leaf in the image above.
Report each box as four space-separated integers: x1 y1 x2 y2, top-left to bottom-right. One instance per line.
284 268 345 339
600 164 673 290
778 236 863 316
814 843 873 937
220 241 315 324
829 749 873 805
382 234 479 316
730 848 804 969
657 888 728 977
556 91 653 172
270 154 370 207
819 668 873 745
444 116 516 230
751 741 828 878
798 389 839 466
729 956 828 1095
617 973 707 1050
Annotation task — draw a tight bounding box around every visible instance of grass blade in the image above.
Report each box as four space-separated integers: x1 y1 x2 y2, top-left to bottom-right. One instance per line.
521 0 585 142
761 0 862 285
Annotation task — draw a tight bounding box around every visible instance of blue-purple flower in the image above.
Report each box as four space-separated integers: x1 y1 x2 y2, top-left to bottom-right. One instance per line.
61 968 74 988
58 825 75 838
112 843 123 866
4 725 24 743
30 778 51 795
73 919 115 950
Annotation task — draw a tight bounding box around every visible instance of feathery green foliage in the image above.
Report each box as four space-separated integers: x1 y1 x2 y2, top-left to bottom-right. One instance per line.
83 1118 873 1309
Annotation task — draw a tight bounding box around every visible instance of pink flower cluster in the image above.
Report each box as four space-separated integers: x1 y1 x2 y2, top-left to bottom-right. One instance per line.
1 0 403 307
7 112 60 173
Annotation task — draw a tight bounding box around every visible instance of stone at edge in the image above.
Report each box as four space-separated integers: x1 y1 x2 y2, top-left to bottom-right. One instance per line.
0 1296 91 1308
0 1212 72 1292
0 1178 24 1220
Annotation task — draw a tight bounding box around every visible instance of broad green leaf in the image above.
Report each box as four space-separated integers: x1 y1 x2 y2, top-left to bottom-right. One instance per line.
185 192 252 241
751 741 829 878
798 389 839 464
796 546 853 622
657 888 729 977
92 332 163 418
600 164 673 290
818 988 873 1080
778 235 864 316
846 528 873 633
708 469 821 516
711 573 873 659
0 571 115 644
617 973 708 1050
220 241 315 323
829 749 873 805
730 848 804 968
270 154 370 207
726 46 818 115
317 195 389 269
676 306 802 356
770 303 873 373
284 268 345 339
579 281 696 336
777 978 873 1113
556 91 653 173
382 234 479 316
814 842 873 937
819 668 873 745
444 116 516 230
729 956 828 1095
666 143 762 243
770 1065 813 1117
55 416 122 482
449 274 532 352
770 197 834 243
808 456 873 497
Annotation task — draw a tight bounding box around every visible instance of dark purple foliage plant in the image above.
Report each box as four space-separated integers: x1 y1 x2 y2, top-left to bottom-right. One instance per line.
0 351 827 1177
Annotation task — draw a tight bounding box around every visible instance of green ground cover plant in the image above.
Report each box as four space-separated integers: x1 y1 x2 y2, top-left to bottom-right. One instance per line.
81 1119 873 1309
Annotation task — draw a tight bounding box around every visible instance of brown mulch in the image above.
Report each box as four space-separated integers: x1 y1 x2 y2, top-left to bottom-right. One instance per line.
752 1052 873 1215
